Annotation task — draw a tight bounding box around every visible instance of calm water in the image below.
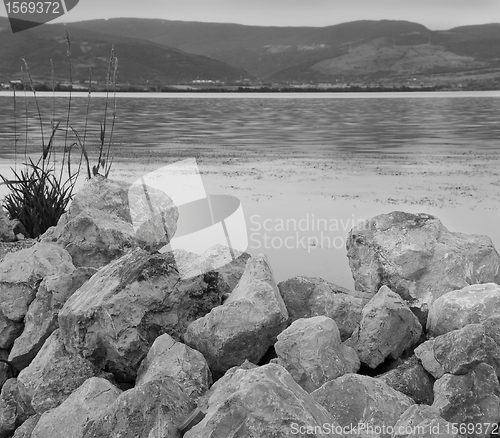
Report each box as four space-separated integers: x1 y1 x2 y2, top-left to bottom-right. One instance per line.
1 91 500 288
0 91 500 156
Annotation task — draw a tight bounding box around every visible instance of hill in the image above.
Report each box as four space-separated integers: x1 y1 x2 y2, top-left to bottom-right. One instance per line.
69 18 500 85
0 17 251 86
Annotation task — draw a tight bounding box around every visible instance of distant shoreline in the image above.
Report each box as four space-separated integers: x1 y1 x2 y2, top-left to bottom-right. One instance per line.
1 90 500 99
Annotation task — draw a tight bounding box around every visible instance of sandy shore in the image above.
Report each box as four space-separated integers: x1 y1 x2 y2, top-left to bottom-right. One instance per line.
1 147 499 289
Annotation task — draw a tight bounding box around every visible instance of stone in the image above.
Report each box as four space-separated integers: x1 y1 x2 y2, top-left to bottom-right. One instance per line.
377 356 434 405
12 415 40 438
0 208 16 242
172 244 250 298
427 283 500 337
58 248 234 382
0 360 12 390
0 378 35 438
278 276 363 341
274 316 360 392
41 176 178 268
136 333 212 403
311 374 414 438
432 363 500 438
9 267 97 370
433 323 500 376
127 180 178 250
17 330 98 414
82 379 193 438
0 242 74 326
184 255 289 379
185 363 344 438
31 377 121 438
0 312 23 350
393 405 461 438
344 285 422 369
414 339 445 379
346 211 500 321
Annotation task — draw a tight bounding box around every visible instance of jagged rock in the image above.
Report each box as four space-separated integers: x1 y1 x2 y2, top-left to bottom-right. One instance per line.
12 415 40 438
0 240 36 264
172 245 250 292
274 316 359 392
344 285 422 369
346 211 500 321
58 248 235 382
184 255 289 379
31 377 121 438
433 323 500 376
127 180 178 250
9 267 97 370
0 379 35 438
414 339 445 379
377 356 434 405
41 176 178 268
0 242 74 349
17 330 98 414
277 276 363 341
185 363 344 438
432 363 500 437
0 208 16 242
136 333 212 403
393 405 461 438
311 374 414 438
427 283 500 337
82 379 193 438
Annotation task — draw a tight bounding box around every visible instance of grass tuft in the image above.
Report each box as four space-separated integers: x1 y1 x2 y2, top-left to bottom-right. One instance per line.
0 30 118 238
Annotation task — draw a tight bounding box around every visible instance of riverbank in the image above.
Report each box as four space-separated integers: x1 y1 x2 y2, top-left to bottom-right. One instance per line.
1 147 499 288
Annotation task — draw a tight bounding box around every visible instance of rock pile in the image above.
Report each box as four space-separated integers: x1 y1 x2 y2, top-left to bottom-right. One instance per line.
0 180 499 438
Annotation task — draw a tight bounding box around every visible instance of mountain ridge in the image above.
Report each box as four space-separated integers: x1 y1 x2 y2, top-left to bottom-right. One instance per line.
1 17 500 87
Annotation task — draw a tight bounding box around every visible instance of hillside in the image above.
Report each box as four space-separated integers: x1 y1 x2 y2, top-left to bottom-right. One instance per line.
69 18 500 85
0 17 250 85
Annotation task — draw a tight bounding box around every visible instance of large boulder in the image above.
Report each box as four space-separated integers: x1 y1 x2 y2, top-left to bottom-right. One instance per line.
185 363 344 438
377 356 434 405
58 248 238 382
432 363 500 438
17 330 99 414
346 211 500 320
9 267 96 370
432 323 500 376
278 276 363 341
136 333 212 404
82 379 193 438
31 377 121 438
184 255 289 379
311 374 414 438
0 242 74 349
274 316 359 392
41 176 178 268
393 405 462 438
345 285 422 369
427 283 500 337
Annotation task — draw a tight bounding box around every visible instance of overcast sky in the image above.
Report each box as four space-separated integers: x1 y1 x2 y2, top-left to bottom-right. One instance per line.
3 0 500 30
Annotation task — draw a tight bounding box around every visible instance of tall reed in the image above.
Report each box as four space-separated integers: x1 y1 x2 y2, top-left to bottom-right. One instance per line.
0 30 118 238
